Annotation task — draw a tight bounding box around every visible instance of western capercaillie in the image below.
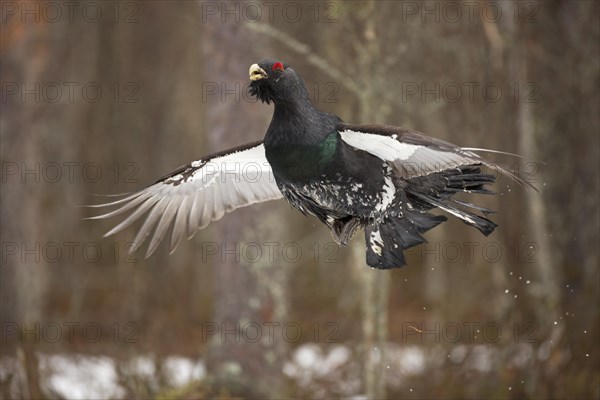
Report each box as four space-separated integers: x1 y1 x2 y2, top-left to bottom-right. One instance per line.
89 59 534 269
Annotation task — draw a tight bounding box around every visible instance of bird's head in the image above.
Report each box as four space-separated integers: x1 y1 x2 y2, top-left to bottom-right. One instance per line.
248 59 307 105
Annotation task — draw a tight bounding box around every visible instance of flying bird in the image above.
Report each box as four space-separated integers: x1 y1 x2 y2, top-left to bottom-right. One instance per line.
89 59 532 269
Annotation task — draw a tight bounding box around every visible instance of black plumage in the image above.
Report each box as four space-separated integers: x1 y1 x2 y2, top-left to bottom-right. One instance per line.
90 59 532 269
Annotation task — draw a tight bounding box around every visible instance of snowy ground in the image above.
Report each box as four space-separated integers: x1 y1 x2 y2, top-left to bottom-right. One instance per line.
1 354 206 399
0 342 536 399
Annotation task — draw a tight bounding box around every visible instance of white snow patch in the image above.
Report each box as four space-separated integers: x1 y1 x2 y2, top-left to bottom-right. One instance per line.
398 346 425 375
324 345 351 369
449 345 467 364
40 354 124 400
468 345 493 372
163 357 206 387
294 343 322 369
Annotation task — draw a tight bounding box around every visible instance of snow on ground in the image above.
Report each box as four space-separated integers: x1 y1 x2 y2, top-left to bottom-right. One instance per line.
163 356 206 387
0 342 534 399
40 355 124 399
1 354 206 400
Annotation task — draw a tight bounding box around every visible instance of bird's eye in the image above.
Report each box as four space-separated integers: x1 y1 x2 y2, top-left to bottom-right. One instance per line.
272 62 284 72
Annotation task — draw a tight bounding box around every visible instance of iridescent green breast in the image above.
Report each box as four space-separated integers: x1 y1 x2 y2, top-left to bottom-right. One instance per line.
266 132 338 180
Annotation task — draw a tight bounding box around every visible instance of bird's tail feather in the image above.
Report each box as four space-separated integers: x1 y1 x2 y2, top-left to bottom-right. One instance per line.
365 212 447 269
411 192 497 236
405 166 499 236
460 147 541 192
479 160 539 192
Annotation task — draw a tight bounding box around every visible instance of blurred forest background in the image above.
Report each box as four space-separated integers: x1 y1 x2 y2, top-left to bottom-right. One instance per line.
1 0 598 399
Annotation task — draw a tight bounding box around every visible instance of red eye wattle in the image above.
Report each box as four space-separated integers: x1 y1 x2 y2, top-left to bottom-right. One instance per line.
272 62 284 72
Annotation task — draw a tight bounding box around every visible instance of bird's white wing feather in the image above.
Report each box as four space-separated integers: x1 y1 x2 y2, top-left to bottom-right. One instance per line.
88 142 282 257
340 128 478 178
340 125 534 188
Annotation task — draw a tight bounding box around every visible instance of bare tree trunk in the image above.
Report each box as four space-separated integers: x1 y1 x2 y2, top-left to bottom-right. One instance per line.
356 4 391 397
1 20 57 399
354 251 390 399
515 48 561 328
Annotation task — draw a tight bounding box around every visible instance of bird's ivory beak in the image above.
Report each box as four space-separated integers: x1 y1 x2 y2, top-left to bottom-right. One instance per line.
249 64 267 81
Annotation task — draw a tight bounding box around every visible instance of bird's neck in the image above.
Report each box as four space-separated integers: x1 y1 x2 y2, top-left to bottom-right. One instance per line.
266 95 338 147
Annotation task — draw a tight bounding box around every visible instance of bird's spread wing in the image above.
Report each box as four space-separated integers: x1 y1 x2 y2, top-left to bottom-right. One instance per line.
338 123 532 186
339 124 537 269
87 141 282 257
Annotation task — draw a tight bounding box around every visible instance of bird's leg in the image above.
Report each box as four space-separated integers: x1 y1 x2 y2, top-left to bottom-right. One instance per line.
331 217 361 246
